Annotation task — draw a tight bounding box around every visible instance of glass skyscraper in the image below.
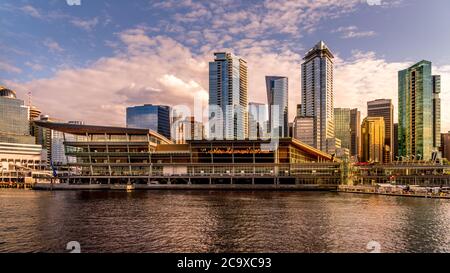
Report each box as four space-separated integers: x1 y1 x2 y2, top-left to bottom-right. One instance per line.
126 104 171 139
334 108 360 158
209 52 248 140
266 76 288 138
361 117 385 163
367 99 394 163
0 87 35 144
300 41 335 153
398 60 440 160
432 75 441 150
248 102 268 140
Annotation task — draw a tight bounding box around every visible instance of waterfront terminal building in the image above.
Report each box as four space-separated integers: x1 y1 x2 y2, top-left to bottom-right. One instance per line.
35 121 342 188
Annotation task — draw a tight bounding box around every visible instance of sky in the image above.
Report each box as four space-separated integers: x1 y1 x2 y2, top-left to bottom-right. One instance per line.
1 0 450 131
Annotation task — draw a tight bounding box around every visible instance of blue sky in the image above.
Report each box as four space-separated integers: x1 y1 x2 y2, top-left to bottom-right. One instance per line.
1 0 450 130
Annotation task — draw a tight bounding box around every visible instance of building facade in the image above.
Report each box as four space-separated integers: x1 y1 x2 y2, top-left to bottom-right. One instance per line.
209 52 248 140
293 116 315 147
126 104 171 139
266 76 288 138
334 108 351 153
432 75 441 150
248 102 268 140
393 123 399 160
173 116 204 144
333 108 360 160
441 132 450 162
0 87 35 144
367 99 394 163
361 117 385 163
398 60 440 160
35 121 340 187
350 108 361 159
300 41 335 153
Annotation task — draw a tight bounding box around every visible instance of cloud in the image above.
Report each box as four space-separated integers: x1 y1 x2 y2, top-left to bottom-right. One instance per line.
152 0 365 50
335 51 450 132
70 17 99 31
25 62 44 71
6 30 208 126
6 25 450 132
333 26 377 39
20 5 42 19
0 61 22 74
43 39 64 53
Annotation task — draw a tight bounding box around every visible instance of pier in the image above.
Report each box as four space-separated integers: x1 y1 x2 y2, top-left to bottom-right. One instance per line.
338 185 450 199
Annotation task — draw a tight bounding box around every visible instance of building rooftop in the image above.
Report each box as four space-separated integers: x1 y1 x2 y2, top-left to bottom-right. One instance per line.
303 41 334 61
0 86 17 99
34 121 173 144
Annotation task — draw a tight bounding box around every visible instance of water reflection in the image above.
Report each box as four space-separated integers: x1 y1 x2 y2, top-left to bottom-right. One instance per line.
0 189 449 253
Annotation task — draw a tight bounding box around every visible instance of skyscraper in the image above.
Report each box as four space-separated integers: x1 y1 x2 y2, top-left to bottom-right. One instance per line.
126 104 171 139
248 102 268 140
367 99 394 163
350 108 361 159
266 76 288 138
334 108 351 152
209 52 248 140
173 116 204 144
361 117 385 163
433 75 441 150
441 132 450 162
334 108 360 158
300 41 335 153
393 123 399 160
0 86 35 144
398 60 440 160
293 116 315 147
296 104 302 117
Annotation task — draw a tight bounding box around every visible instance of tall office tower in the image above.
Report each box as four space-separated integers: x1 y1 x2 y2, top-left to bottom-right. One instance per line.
266 76 288 138
301 41 335 153
288 122 294 138
171 109 184 142
432 75 441 150
334 108 360 159
393 123 399 160
36 115 65 164
441 132 450 162
126 104 171 139
0 86 35 144
361 117 385 163
209 52 248 140
248 102 268 140
296 104 302 117
293 116 315 147
367 99 394 163
350 108 361 159
334 108 351 152
173 116 204 144
398 60 440 160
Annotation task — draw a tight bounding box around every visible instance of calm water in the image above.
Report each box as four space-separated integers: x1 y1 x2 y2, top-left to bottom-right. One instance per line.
0 189 449 253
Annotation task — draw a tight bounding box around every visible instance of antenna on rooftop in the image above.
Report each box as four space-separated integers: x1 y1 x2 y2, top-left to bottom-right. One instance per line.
27 91 32 106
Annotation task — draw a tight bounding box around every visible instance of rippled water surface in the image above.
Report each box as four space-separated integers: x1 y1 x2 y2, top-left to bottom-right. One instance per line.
0 189 449 253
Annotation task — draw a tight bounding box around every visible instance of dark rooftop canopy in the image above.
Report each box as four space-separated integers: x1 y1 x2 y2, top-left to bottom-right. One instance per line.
34 121 173 144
